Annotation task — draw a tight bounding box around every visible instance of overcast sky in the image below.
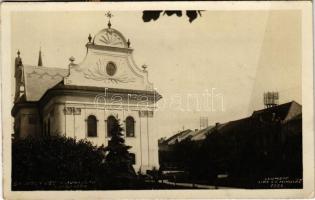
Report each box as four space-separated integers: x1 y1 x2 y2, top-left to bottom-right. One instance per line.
11 11 301 138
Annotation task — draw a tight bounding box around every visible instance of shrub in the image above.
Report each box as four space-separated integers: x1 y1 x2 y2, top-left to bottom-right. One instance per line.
12 134 142 190
12 136 106 181
12 136 107 189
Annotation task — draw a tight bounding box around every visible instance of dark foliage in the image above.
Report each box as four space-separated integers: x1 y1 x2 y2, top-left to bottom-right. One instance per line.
12 136 106 184
104 118 136 181
12 133 137 190
164 11 182 17
143 10 163 22
143 10 202 23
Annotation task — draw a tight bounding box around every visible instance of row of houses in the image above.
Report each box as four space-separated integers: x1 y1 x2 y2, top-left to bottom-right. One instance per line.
158 101 302 188
160 101 301 148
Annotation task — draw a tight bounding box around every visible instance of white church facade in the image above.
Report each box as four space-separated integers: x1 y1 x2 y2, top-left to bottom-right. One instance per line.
11 19 162 173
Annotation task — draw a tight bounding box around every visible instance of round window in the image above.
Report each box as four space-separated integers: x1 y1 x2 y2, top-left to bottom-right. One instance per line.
106 62 117 76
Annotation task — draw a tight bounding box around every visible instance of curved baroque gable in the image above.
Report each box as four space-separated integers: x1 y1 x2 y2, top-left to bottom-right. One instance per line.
93 28 127 48
64 26 154 91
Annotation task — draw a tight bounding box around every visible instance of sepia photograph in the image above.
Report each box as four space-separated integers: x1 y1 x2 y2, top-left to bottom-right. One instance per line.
1 2 314 199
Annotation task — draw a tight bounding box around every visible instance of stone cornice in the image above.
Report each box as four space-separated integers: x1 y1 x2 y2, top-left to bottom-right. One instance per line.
86 43 133 54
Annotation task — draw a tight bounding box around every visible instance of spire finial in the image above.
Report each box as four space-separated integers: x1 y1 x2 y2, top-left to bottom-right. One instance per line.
38 47 43 66
127 39 131 48
142 64 148 72
88 34 92 43
69 56 75 64
105 11 114 28
15 50 23 67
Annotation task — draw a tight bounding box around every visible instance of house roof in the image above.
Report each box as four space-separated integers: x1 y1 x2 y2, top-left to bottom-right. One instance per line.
214 117 252 137
190 126 214 141
162 101 302 145
164 129 193 145
251 101 301 122
23 65 68 102
289 113 302 121
203 102 302 139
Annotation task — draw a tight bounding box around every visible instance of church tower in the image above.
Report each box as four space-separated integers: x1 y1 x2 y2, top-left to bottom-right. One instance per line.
14 50 24 102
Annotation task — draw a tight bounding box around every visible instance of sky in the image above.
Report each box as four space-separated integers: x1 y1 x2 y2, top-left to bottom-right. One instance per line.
11 11 301 138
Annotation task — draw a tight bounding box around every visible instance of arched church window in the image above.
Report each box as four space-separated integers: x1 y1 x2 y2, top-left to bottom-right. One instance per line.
107 115 118 137
126 116 135 137
87 115 97 137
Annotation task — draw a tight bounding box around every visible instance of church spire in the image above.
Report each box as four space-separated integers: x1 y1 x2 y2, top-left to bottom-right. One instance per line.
38 47 43 67
14 50 24 102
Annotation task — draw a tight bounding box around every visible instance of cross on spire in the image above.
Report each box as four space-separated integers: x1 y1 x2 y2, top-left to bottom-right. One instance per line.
105 11 114 28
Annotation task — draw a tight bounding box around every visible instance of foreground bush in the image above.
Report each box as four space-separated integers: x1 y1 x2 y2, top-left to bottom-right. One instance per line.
12 136 107 185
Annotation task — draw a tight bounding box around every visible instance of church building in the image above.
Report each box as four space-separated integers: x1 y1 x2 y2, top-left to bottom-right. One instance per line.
11 18 162 173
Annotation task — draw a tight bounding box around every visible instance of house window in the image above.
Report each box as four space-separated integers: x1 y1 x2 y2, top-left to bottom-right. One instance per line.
28 115 37 124
87 115 97 137
129 153 136 165
126 116 135 137
107 115 118 137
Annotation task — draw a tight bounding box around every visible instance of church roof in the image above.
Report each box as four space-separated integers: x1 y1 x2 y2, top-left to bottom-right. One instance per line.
46 81 161 98
23 65 68 101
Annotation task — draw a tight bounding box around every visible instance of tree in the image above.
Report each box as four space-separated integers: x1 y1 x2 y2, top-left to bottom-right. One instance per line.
104 118 136 180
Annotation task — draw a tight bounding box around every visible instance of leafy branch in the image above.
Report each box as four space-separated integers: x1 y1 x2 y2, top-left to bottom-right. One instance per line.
142 10 203 23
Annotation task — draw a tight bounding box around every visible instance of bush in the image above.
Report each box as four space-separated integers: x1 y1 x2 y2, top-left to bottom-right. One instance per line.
12 136 106 184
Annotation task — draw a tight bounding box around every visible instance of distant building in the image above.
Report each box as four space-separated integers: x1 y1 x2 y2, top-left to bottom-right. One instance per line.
159 101 302 177
11 19 162 173
164 101 302 144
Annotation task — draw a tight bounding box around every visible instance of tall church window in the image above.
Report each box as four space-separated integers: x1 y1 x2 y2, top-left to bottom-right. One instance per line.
107 115 118 137
87 115 97 137
126 116 135 137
